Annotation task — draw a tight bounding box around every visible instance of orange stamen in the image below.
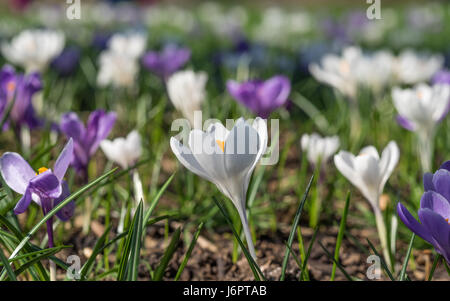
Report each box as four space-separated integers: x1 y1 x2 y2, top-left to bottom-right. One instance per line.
7 81 15 93
216 140 225 152
36 167 48 175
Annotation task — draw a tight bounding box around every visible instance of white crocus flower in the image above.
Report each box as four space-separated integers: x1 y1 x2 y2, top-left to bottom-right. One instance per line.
354 50 395 95
170 117 268 259
97 50 139 88
167 70 208 126
334 141 399 268
392 84 450 171
301 133 340 166
2 29 65 73
393 50 443 84
108 33 147 60
101 130 144 206
100 130 142 169
309 46 362 101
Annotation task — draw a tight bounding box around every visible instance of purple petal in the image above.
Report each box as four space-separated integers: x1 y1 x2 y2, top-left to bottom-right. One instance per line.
423 172 434 191
396 115 416 131
54 181 74 221
87 110 116 156
53 138 73 181
397 202 433 244
29 170 62 199
432 169 450 201
60 112 85 141
13 187 32 214
420 191 450 221
418 208 450 259
0 152 35 194
439 161 450 172
258 75 291 110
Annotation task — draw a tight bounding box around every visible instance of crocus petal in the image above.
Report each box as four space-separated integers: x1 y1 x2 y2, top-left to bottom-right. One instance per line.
88 111 117 156
29 170 62 199
418 208 450 258
396 115 416 131
13 187 32 214
420 191 450 221
439 161 450 172
60 112 85 141
432 169 450 201
53 138 73 181
423 172 435 191
378 141 400 193
170 137 213 183
397 203 433 244
54 181 74 221
0 152 35 194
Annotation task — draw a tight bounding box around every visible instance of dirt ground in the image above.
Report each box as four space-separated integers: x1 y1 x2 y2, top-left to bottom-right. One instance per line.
57 218 448 281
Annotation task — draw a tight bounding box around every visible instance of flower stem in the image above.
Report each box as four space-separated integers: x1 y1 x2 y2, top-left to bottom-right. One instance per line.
374 207 392 270
132 169 144 207
417 130 434 173
237 207 257 261
43 205 56 281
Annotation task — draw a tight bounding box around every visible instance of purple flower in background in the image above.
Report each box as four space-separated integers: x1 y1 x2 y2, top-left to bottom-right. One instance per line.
227 76 291 118
0 65 42 130
92 32 112 51
51 47 80 77
397 161 450 264
60 110 116 181
142 44 190 80
432 70 450 85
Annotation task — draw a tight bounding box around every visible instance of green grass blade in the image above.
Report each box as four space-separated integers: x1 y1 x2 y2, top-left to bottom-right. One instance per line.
318 241 353 281
0 247 16 281
428 254 441 281
299 226 319 281
331 191 351 281
153 227 181 281
127 201 144 281
398 233 415 281
79 225 112 280
175 222 204 281
366 238 395 281
280 174 314 281
143 173 175 226
117 201 143 280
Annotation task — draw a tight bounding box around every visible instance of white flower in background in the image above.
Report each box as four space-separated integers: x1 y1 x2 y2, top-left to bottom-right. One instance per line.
354 50 395 95
100 130 142 169
97 50 139 88
392 84 450 171
309 47 362 100
108 32 147 59
393 50 443 84
167 70 208 126
101 130 144 206
334 141 399 267
170 117 268 259
1 29 65 72
301 133 340 166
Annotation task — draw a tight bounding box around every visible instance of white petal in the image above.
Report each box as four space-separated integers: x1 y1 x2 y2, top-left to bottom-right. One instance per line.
378 141 400 193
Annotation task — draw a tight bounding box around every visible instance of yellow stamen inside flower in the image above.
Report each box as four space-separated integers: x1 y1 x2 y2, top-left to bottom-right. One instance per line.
36 167 48 175
7 81 15 93
216 140 225 152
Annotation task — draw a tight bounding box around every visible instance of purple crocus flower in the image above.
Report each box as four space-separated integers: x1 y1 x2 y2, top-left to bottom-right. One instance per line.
432 70 450 85
60 110 116 181
0 139 75 248
397 160 450 264
142 44 190 80
227 76 291 118
0 65 42 130
51 47 80 77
